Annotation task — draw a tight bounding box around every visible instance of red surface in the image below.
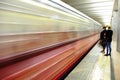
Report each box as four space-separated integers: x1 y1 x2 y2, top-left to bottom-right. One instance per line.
0 34 99 80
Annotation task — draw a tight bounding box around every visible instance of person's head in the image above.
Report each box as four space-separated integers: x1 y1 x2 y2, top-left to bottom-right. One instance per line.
103 27 106 30
108 27 111 29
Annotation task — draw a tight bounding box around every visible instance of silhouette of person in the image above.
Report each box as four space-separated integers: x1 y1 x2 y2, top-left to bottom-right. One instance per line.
104 27 113 56
100 27 107 53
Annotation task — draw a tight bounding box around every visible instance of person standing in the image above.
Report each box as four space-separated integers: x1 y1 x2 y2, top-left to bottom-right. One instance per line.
100 27 107 53
104 27 113 56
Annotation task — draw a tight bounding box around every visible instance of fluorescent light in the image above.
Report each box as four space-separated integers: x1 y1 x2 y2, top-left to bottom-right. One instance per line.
39 0 49 3
89 1 114 7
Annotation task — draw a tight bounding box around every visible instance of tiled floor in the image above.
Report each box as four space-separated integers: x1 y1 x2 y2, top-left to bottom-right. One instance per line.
88 51 111 80
65 41 120 80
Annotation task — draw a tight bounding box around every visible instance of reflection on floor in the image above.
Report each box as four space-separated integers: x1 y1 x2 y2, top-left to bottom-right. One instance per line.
89 51 110 80
65 41 120 80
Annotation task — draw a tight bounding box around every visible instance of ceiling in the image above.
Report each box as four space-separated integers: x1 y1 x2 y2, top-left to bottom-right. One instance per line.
61 0 116 26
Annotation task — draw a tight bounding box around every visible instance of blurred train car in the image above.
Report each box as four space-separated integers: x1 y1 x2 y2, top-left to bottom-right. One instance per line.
0 0 101 80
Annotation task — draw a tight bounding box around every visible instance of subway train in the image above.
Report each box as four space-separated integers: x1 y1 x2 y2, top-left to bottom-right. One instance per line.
0 0 101 80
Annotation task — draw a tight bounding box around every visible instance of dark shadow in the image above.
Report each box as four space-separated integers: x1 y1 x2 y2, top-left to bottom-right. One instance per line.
110 56 115 80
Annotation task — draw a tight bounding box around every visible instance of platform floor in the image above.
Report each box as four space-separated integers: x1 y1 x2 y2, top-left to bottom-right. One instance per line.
65 41 120 80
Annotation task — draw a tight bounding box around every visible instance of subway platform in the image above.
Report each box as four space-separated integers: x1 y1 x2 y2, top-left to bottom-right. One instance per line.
65 41 120 80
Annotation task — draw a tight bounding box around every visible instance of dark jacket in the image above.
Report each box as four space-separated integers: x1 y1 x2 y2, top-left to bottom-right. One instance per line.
100 30 106 40
106 30 113 42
